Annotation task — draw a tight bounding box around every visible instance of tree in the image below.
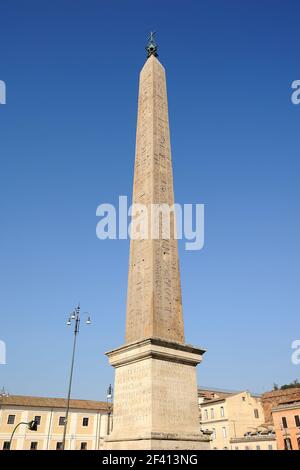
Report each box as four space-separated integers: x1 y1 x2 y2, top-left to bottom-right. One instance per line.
280 379 300 390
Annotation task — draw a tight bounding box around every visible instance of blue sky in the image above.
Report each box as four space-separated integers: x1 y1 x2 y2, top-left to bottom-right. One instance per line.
0 0 299 400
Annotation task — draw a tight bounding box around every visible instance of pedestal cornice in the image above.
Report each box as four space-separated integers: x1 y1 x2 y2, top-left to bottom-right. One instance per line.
106 337 206 368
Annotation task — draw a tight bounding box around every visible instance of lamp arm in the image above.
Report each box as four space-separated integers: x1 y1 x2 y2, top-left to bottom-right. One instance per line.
9 422 28 449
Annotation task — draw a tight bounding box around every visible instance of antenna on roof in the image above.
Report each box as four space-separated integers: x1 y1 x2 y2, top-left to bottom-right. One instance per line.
0 386 10 397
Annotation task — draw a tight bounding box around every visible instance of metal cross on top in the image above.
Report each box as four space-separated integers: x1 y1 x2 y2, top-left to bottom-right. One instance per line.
146 31 158 58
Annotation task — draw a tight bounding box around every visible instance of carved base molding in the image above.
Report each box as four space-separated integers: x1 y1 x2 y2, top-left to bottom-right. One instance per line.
104 338 210 450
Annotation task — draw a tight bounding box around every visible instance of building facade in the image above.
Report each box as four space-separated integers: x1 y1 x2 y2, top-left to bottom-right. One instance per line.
272 400 300 450
230 430 277 450
4 389 299 450
0 395 110 450
261 388 300 424
200 390 266 450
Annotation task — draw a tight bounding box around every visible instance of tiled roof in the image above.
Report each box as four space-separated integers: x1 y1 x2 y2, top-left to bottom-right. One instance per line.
200 397 226 405
278 399 300 406
0 395 110 411
272 400 300 411
262 388 300 399
198 386 238 396
198 387 237 402
261 388 300 423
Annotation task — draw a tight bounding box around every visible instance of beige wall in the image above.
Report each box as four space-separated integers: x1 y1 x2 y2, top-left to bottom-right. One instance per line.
75 412 95 435
0 409 23 434
200 392 265 450
23 439 45 450
51 411 69 435
201 400 229 449
227 392 264 438
0 404 109 450
231 438 277 450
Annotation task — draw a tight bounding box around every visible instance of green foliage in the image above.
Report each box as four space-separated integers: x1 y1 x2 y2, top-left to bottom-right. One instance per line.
273 379 300 390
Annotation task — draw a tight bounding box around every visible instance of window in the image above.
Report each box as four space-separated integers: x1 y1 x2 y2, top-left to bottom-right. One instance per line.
220 406 225 418
222 427 227 438
212 428 216 439
80 442 87 450
82 417 89 427
34 416 41 426
235 446 239 450
204 409 208 420
245 445 250 450
282 417 288 429
59 416 65 426
3 441 10 450
284 438 292 451
30 442 38 450
295 415 300 427
210 408 214 419
268 445 273 450
242 396 246 401
256 445 261 450
7 414 15 425
297 437 300 450
56 442 63 450
254 409 259 419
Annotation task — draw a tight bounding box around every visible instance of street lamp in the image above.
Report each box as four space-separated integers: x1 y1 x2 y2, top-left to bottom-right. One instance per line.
106 384 113 435
9 420 38 450
62 304 91 450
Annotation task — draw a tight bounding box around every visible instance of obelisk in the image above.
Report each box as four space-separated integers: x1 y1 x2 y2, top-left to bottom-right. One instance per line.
105 34 209 450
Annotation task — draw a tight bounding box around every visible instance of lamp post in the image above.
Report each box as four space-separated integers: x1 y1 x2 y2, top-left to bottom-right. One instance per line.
9 420 38 450
106 384 113 435
62 304 91 450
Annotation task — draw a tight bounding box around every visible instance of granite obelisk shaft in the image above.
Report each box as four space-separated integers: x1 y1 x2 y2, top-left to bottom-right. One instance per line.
126 55 184 344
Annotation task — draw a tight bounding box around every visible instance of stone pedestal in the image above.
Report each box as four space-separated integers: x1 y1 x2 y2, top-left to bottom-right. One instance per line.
104 338 210 450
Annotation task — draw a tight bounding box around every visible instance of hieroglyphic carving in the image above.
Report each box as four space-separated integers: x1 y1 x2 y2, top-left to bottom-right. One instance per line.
126 56 184 344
